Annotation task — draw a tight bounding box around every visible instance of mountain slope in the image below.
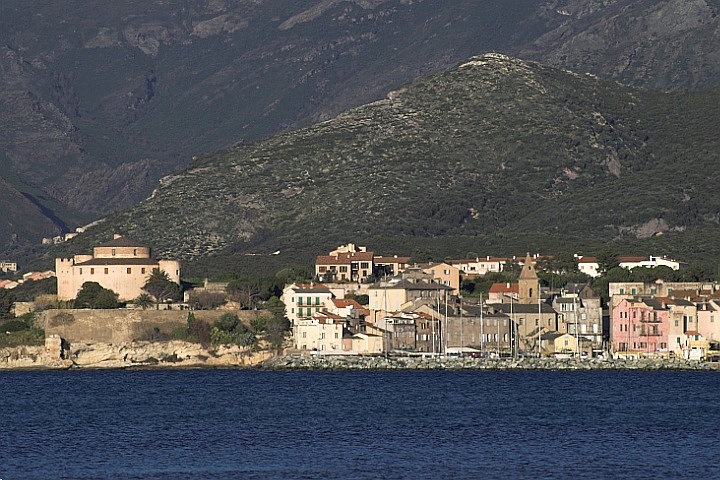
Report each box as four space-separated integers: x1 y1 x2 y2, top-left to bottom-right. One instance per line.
60 54 720 269
2 0 720 251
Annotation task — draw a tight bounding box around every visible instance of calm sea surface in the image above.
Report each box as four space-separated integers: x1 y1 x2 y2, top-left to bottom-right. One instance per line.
1 369 718 480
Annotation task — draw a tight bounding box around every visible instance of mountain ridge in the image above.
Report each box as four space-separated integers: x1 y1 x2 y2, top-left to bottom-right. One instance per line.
3 0 720 252
37 53 718 276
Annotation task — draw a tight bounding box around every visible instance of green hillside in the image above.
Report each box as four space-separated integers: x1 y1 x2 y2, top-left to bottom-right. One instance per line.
49 54 720 276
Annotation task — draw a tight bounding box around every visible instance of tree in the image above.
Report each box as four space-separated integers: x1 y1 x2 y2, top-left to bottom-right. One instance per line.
187 290 226 310
134 293 154 310
596 248 620 275
0 288 15 320
143 268 182 308
226 277 262 309
75 282 118 309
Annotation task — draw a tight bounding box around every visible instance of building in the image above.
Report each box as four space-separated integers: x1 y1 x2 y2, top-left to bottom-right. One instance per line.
367 278 453 314
608 281 720 298
282 283 335 326
55 235 180 302
1 261 18 273
541 332 593 356
374 255 411 277
610 297 670 357
420 262 461 295
315 244 375 283
575 256 599 277
618 255 688 271
487 283 519 304
451 256 506 277
552 293 603 349
294 311 346 352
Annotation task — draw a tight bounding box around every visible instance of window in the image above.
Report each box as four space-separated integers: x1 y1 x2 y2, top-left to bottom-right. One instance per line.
315 297 320 305
306 297 311 305
111 249 116 256
127 268 132 274
360 262 369 269
620 289 625 294
90 268 95 274
79 268 82 275
335 332 339 339
298 297 303 305
302 331 306 338
133 249 137 256
631 288 636 294
319 266 327 273
104 268 108 274
141 268 146 274
339 266 348 272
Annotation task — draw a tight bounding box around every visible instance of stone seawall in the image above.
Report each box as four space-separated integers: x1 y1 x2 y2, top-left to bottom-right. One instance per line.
38 309 268 344
265 355 720 371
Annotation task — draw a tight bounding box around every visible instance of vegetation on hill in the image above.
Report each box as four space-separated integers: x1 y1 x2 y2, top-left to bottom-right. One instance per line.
47 54 720 277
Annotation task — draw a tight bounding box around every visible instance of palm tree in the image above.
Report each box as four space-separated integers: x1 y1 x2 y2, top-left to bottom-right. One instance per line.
143 268 181 308
134 293 154 310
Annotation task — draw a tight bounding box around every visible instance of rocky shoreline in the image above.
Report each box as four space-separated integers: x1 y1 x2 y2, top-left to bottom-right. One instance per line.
0 340 273 370
263 354 720 371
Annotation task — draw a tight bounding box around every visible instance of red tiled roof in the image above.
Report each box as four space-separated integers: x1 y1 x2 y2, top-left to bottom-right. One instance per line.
618 256 646 263
316 251 375 265
489 283 518 294
577 256 598 263
374 256 411 263
332 299 363 309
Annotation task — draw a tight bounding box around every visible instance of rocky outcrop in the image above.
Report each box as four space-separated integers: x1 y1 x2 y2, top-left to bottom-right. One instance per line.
0 340 274 369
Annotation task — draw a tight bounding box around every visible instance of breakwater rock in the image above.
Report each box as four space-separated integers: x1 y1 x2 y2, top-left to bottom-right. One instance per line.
264 355 720 371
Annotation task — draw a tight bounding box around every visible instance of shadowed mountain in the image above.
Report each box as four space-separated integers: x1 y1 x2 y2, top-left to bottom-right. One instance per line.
2 0 720 252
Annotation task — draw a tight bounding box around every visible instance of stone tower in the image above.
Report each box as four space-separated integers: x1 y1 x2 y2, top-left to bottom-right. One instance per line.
518 253 539 305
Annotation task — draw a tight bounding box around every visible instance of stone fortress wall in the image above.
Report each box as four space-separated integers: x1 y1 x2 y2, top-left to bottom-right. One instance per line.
39 309 266 344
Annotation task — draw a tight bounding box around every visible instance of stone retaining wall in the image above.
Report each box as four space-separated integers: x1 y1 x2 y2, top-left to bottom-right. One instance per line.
38 309 268 344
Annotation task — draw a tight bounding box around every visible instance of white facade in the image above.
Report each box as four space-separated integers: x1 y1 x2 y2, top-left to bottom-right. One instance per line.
294 315 345 352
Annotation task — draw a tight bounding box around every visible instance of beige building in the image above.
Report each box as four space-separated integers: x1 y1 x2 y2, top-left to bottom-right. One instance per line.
420 262 461 295
55 235 180 302
315 244 375 283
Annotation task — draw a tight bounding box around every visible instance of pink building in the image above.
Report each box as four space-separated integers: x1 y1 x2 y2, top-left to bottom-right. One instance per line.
611 297 670 357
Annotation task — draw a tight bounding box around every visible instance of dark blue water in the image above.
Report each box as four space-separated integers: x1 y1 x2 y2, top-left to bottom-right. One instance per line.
1 369 718 479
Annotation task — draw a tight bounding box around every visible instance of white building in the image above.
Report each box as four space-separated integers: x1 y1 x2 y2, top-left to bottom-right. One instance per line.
282 283 335 326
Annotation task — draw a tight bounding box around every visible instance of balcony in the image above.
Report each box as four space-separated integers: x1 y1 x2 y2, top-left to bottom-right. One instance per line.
640 329 663 337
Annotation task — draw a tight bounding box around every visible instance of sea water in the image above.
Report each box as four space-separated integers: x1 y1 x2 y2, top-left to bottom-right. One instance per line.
1 369 718 479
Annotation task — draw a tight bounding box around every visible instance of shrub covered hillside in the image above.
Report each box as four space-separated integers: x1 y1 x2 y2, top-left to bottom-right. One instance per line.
55 54 720 269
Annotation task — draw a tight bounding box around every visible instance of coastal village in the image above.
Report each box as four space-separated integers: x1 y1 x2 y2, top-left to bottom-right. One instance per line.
1 236 719 367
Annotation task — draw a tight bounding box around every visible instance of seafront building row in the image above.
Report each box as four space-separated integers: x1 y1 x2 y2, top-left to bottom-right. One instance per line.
4 238 716 360
284 244 715 360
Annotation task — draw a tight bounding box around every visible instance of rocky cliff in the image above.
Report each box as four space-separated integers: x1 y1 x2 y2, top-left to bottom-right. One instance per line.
0 339 274 369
